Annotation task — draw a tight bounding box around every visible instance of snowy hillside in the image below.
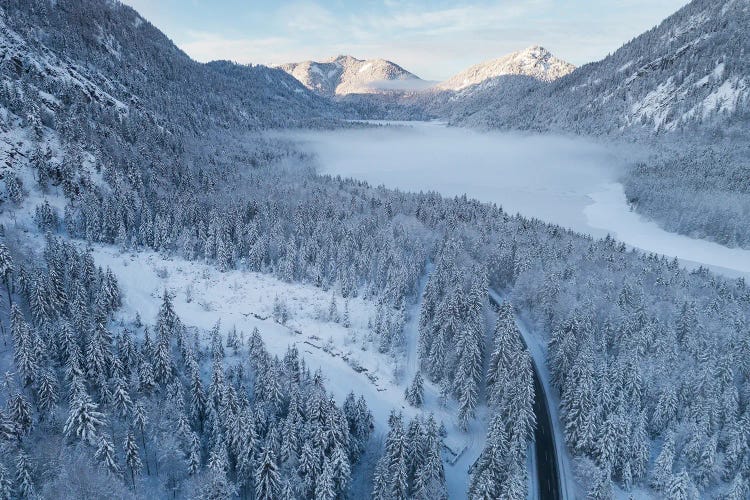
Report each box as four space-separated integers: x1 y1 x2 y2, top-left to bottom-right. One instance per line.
278 55 423 97
436 46 574 91
0 0 338 132
453 0 750 136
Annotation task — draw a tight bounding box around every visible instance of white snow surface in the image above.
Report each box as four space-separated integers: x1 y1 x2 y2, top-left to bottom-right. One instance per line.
282 121 750 279
90 245 488 499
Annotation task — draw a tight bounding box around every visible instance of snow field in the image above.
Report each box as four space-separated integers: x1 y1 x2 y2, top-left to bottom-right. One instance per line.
91 245 489 499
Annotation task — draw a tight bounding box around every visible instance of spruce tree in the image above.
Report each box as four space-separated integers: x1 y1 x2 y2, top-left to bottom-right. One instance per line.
36 369 58 418
133 400 151 475
111 376 132 418
0 243 14 309
8 393 33 436
405 371 425 407
64 393 105 445
255 445 281 500
315 458 336 500
125 430 142 490
0 463 12 500
14 451 34 499
95 435 121 476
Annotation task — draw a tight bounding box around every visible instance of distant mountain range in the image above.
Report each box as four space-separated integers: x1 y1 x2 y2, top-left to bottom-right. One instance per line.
278 46 574 98
276 55 424 97
4 0 747 139
274 0 750 141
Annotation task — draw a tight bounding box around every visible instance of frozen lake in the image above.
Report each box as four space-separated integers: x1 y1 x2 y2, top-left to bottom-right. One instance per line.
284 121 750 279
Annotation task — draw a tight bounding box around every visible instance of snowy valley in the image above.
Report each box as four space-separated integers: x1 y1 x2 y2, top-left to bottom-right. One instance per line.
0 0 749 499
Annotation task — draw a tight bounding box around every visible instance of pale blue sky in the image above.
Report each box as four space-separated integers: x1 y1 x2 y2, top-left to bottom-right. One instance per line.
121 0 689 81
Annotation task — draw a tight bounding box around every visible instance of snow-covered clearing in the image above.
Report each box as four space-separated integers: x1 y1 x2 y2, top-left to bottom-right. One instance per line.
281 121 750 279
90 245 486 499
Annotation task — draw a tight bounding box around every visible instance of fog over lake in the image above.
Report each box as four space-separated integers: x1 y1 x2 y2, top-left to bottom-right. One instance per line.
282 122 750 278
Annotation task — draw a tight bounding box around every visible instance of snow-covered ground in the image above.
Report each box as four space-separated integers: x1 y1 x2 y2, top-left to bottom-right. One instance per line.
90 245 487 499
1 120 491 499
282 122 750 279
584 183 750 278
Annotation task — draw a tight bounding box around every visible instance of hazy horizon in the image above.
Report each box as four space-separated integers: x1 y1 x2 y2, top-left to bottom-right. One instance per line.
120 0 688 81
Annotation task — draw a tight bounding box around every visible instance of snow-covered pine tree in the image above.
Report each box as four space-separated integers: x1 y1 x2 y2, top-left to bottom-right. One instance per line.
255 445 281 500
124 429 142 489
132 400 151 475
0 243 14 308
405 371 424 407
315 458 336 500
8 393 33 436
0 463 11 500
35 369 58 418
95 435 121 477
14 450 35 499
64 392 105 445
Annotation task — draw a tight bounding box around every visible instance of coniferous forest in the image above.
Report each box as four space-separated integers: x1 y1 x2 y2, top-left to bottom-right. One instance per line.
0 0 749 498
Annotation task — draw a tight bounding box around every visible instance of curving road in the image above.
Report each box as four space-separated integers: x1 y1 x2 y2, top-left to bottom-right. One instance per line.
487 292 564 500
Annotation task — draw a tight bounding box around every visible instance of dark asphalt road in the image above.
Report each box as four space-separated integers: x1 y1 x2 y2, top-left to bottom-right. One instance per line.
488 294 563 500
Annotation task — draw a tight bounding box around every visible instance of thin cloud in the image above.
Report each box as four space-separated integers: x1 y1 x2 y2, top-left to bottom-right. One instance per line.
279 2 339 34
180 32 297 64
122 0 689 80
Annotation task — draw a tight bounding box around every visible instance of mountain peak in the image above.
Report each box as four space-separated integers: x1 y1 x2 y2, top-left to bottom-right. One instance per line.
521 44 548 53
437 46 575 91
278 55 421 97
327 54 360 64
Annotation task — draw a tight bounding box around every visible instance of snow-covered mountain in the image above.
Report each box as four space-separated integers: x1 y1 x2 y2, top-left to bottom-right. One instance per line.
277 55 423 97
453 0 750 137
436 45 574 91
0 0 338 132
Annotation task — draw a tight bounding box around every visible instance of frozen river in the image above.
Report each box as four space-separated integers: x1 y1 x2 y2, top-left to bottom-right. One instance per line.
284 121 750 279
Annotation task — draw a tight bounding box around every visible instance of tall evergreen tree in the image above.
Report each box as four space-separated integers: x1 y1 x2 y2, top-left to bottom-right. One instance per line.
95 435 121 477
14 451 34 499
125 430 143 490
64 393 105 445
255 445 281 500
405 371 424 408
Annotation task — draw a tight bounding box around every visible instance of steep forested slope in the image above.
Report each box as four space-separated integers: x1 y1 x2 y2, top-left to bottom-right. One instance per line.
454 0 750 136
1 0 337 132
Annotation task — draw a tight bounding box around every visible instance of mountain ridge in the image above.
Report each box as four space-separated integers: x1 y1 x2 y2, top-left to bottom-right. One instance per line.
450 0 750 137
436 45 575 91
277 54 422 97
